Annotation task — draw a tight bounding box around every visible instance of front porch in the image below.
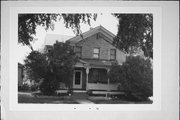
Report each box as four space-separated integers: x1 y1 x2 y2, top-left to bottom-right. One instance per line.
72 59 121 92
87 83 119 91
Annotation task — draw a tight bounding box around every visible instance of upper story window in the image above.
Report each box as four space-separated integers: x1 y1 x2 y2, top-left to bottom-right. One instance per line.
93 48 100 59
75 46 82 58
47 49 51 53
71 46 75 52
110 49 116 60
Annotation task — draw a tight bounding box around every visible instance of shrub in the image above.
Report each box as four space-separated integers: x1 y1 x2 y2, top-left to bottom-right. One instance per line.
24 42 77 95
109 56 153 101
18 84 30 92
39 72 59 95
30 84 39 91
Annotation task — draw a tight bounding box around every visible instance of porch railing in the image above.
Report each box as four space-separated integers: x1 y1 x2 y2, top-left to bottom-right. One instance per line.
87 83 119 91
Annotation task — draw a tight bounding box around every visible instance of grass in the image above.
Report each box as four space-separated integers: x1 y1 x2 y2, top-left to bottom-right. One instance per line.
18 92 78 104
87 95 153 104
88 98 152 104
18 92 153 104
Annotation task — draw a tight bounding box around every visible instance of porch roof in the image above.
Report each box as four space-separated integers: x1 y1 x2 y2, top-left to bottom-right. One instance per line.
79 59 113 67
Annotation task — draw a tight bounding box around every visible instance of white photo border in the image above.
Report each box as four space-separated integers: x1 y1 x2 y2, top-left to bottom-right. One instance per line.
9 6 161 111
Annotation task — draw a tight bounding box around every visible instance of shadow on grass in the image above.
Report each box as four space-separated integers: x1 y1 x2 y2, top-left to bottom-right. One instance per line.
87 95 153 104
18 92 79 104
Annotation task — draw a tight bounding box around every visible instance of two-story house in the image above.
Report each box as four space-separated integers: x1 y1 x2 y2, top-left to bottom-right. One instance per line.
66 26 126 91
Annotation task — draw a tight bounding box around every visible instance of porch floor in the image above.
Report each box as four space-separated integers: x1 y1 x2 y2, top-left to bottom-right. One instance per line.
73 90 87 93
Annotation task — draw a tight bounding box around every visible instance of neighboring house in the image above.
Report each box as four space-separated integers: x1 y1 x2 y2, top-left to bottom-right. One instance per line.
45 26 126 92
44 34 73 46
18 63 24 86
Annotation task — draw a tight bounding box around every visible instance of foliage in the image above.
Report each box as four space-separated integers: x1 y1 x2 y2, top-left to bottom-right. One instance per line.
18 14 97 49
61 14 97 34
47 41 78 88
24 51 48 82
24 42 77 95
39 71 59 95
113 14 153 58
19 13 152 58
108 56 153 101
18 83 30 92
30 84 39 91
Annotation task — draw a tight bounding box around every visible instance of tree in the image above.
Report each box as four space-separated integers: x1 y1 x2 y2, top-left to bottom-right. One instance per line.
19 13 153 58
18 14 97 50
108 56 153 101
24 41 77 95
113 14 153 58
24 51 48 82
47 41 78 88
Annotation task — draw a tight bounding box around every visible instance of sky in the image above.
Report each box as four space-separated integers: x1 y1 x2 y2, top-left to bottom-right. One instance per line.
18 13 119 64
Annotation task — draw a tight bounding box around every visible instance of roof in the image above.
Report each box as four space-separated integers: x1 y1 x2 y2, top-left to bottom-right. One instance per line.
66 25 116 44
44 34 73 45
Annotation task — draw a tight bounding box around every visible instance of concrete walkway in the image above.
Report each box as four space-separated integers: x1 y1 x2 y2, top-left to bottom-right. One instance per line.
72 92 95 104
75 99 95 104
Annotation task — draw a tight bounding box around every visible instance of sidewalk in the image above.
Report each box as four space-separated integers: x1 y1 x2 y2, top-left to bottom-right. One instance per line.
75 99 95 104
71 92 95 104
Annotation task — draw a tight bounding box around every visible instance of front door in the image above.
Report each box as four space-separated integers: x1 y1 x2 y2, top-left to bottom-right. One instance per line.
73 70 82 89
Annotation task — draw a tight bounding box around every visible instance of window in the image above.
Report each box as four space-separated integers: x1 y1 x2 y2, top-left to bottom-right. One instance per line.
110 49 116 60
93 48 100 59
45 45 52 53
89 69 108 84
71 46 75 52
47 49 51 53
75 46 82 58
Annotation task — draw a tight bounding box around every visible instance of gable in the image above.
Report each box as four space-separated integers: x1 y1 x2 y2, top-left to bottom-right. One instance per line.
75 33 114 48
67 26 115 45
67 25 126 63
74 33 126 62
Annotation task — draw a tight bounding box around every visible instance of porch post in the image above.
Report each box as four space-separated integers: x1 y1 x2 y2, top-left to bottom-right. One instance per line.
106 68 110 98
86 67 89 90
107 68 110 92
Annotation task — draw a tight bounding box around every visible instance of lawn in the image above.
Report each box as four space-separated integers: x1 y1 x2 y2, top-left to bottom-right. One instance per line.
18 92 79 104
87 96 153 104
18 92 152 104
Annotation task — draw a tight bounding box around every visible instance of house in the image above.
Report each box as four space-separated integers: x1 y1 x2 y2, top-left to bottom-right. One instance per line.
66 26 126 92
44 26 126 93
18 63 24 86
44 34 73 46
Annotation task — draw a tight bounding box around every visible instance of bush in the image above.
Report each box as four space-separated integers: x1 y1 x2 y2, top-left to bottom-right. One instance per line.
39 80 58 95
39 72 59 95
109 56 153 101
24 42 77 95
18 84 30 92
30 84 39 91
